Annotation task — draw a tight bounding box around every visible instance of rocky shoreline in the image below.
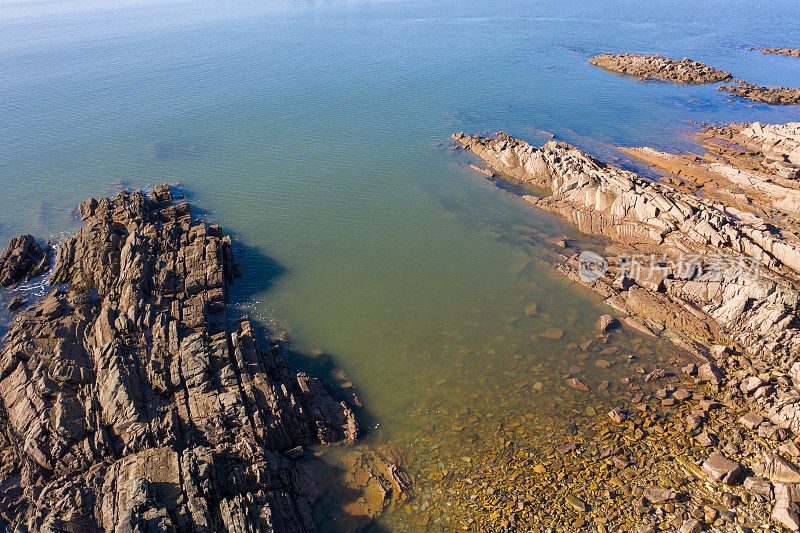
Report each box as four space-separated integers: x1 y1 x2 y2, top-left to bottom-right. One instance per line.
0 185 408 532
454 125 800 530
589 53 800 105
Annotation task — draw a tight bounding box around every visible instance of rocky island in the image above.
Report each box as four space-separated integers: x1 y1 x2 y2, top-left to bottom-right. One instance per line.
590 53 800 105
454 125 800 531
587 54 733 84
0 185 382 532
760 48 800 58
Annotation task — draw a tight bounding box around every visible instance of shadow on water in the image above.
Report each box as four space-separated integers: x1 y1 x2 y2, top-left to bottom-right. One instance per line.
226 240 392 532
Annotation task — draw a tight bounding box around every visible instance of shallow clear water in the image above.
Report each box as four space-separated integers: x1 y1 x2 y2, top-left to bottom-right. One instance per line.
2 0 800 530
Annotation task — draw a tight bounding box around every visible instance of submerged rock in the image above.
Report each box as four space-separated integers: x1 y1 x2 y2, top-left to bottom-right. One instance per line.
701 452 742 484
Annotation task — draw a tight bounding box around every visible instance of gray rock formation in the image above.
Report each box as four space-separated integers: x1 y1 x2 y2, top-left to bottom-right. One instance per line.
0 184 358 532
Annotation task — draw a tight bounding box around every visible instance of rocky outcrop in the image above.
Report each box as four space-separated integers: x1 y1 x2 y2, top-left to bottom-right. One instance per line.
589 52 800 105
760 48 800 58
0 234 50 287
719 81 800 105
0 184 359 532
703 121 800 176
588 54 733 84
454 129 800 530
452 132 800 363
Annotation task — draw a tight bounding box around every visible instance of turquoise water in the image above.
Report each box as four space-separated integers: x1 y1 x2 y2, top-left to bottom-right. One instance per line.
2 0 800 530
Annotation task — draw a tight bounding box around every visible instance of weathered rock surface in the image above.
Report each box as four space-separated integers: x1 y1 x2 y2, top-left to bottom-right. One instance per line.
588 54 733 84
760 48 800 58
0 185 360 532
0 234 50 287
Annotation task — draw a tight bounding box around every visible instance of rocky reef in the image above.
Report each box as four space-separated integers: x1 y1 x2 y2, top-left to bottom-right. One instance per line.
718 81 800 106
0 184 364 532
588 54 733 84
760 48 800 58
454 127 800 530
590 53 800 105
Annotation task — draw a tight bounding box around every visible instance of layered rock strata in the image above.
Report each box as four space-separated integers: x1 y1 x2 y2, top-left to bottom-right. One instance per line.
588 54 733 84
0 184 359 532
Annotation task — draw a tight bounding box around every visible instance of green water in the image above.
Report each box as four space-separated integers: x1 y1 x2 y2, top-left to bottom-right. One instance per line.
2 0 800 530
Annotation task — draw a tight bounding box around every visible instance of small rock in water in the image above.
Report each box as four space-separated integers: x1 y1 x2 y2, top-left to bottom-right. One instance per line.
644 486 676 504
566 377 589 391
7 296 26 312
556 443 577 454
564 494 586 512
644 368 665 383
673 389 691 401
525 302 538 316
595 314 617 333
679 518 702 533
541 327 564 339
702 452 742 484
608 408 627 423
739 412 765 430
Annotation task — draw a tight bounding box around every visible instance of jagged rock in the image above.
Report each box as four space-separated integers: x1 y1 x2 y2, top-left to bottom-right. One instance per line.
773 482 800 531
644 368 666 383
0 234 50 287
596 314 617 332
0 185 370 532
608 408 626 423
758 453 800 483
588 54 733 84
7 296 26 312
701 452 742 484
740 412 766 430
698 363 724 386
566 378 589 392
719 82 800 105
744 476 772 498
